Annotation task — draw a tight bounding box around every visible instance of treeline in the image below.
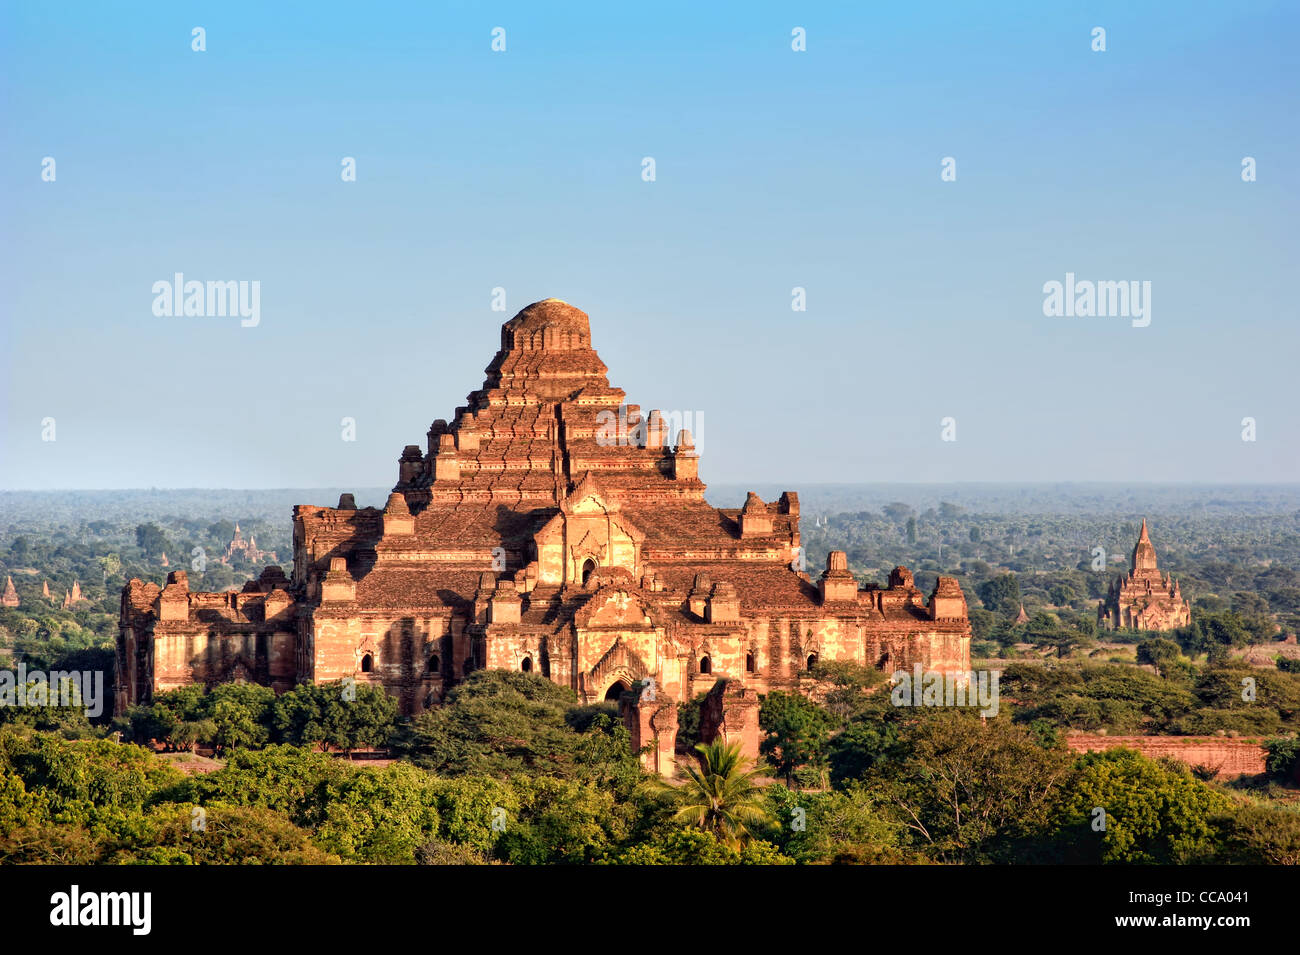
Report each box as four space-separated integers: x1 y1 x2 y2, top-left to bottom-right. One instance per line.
3 667 1298 865
963 570 1282 661
1 514 286 615
120 681 397 754
998 660 1300 736
801 504 1300 639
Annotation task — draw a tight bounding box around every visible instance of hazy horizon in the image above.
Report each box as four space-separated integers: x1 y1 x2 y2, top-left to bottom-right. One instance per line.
6 482 1300 523
5 480 1300 491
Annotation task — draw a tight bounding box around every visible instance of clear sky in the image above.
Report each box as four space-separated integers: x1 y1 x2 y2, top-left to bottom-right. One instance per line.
2 1 1296 490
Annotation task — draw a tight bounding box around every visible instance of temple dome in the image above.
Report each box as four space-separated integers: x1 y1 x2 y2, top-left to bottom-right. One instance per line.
501 299 591 351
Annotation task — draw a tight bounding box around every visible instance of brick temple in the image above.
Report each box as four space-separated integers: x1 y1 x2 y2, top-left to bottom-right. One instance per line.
1097 519 1191 631
222 523 274 566
117 300 972 765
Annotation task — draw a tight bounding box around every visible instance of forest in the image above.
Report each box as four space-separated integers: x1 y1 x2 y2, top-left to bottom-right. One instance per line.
1 485 1298 864
1 667 1298 865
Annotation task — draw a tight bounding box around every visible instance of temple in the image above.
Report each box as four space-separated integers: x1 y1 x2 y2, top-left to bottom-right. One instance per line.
117 300 973 766
223 523 273 565
1097 519 1191 631
61 580 85 609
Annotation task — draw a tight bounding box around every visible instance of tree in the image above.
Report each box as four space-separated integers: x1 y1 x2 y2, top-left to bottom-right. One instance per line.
133 523 170 557
1264 736 1300 781
1053 748 1231 864
967 608 999 643
206 520 236 542
271 681 397 754
184 745 348 820
7 537 33 565
669 739 773 848
395 670 640 786
1048 584 1077 606
112 805 340 865
673 692 708 754
882 503 914 524
491 774 626 865
827 718 902 787
758 691 835 786
870 712 1076 864
806 660 887 724
96 554 121 584
311 762 443 863
1177 611 1263 655
906 517 918 544
1231 591 1270 617
607 828 790 865
765 783 906 863
977 574 1021 617
1136 638 1182 677
1212 802 1300 865
207 683 275 752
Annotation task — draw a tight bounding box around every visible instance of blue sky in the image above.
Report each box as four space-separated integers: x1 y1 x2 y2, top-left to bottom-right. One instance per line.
2 1 1296 490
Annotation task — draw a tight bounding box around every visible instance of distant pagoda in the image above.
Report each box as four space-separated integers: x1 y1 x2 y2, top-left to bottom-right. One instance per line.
1098 519 1191 631
61 580 85 609
223 523 271 565
2 576 18 608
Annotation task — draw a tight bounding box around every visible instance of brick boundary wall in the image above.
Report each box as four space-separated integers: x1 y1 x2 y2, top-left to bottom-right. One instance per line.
1066 734 1267 777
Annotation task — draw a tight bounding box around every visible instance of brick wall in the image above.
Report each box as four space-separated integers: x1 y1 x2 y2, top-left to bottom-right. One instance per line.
1066 734 1267 777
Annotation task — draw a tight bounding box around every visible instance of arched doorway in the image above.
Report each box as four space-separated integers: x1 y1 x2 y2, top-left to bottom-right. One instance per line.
604 680 629 702
521 656 532 673
699 655 712 674
806 653 818 670
360 654 374 673
581 558 597 585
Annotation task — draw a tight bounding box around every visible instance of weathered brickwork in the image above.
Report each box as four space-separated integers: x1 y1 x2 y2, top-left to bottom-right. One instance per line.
117 300 972 769
1066 734 1267 778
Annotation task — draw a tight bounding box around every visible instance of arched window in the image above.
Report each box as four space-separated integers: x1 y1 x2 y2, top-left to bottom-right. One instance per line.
428 654 439 674
360 653 373 673
521 656 532 673
699 655 712 674
745 652 755 673
581 558 597 585
806 653 818 671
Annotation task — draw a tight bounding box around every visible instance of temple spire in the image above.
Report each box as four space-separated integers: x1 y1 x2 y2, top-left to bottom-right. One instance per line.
1131 518 1159 574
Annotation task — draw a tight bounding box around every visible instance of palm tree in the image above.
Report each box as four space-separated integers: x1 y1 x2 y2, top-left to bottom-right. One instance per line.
671 738 773 848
